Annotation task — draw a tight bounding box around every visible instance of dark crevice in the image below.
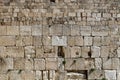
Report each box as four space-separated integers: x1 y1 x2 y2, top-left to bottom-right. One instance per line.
57 46 65 58
50 0 55 3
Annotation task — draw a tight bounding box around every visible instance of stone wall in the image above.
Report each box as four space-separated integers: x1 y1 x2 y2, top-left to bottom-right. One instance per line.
0 0 120 80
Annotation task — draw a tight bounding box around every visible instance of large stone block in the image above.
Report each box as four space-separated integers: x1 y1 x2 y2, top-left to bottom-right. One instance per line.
14 58 25 69
84 37 92 46
20 26 31 35
52 36 67 46
93 37 101 46
0 36 15 46
0 26 6 35
46 58 58 70
34 59 45 70
81 47 90 58
105 70 116 80
70 46 81 58
91 46 100 58
80 26 91 36
32 25 42 35
25 46 35 58
74 36 84 46
7 26 19 35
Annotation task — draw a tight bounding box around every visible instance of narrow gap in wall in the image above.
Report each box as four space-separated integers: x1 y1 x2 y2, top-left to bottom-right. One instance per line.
50 0 55 3
42 71 43 80
48 70 50 80
57 46 65 58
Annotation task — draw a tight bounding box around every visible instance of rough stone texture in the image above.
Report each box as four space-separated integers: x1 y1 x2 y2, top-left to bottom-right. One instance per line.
0 0 120 80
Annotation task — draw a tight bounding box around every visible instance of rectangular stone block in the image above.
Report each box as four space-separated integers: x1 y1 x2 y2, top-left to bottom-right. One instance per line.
20 26 31 35
65 59 77 70
67 36 75 46
34 59 45 70
105 70 116 80
70 47 81 58
74 36 84 46
95 58 102 70
21 71 35 80
91 46 100 58
46 58 58 70
63 25 71 36
16 36 33 46
6 47 24 58
52 36 67 46
25 59 33 70
93 37 101 46
33 36 42 46
80 26 91 36
7 26 19 35
14 58 25 69
81 47 90 58
32 25 42 35
0 26 6 35
25 46 35 58
0 36 15 46
101 46 109 57
84 37 92 46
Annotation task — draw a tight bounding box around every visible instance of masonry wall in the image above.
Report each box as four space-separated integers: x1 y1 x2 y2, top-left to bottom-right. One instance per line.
0 0 120 80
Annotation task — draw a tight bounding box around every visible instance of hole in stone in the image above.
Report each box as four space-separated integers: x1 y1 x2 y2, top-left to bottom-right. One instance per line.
50 0 55 3
88 51 92 58
57 46 65 58
67 70 88 79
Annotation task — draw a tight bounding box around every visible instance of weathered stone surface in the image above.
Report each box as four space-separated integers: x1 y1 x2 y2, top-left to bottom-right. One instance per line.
32 25 42 35
0 26 6 35
20 26 31 35
34 59 45 70
52 36 67 46
95 58 102 70
74 36 84 46
0 36 15 46
81 47 90 58
70 46 81 58
84 37 92 46
91 46 100 58
14 58 25 69
80 26 91 36
7 26 19 35
105 70 116 80
46 58 58 70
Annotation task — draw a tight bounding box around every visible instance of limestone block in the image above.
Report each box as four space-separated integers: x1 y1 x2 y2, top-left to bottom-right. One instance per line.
0 36 15 46
16 36 33 46
36 71 42 80
70 25 80 36
0 26 6 35
46 58 58 70
105 70 116 80
80 26 91 36
76 58 86 70
63 25 71 36
9 71 23 80
50 24 63 35
36 46 44 58
21 71 35 80
67 36 75 46
101 46 109 57
5 58 13 70
70 47 81 58
43 36 52 45
91 46 100 58
117 47 120 57
84 58 95 70
68 12 76 17
65 59 76 70
64 47 71 58
32 25 42 35
117 70 120 80
0 74 8 80
74 36 84 46
103 13 111 18
103 58 112 69
33 36 42 46
25 46 35 58
95 58 102 69
93 37 101 46
14 58 25 69
34 59 45 70
88 70 104 79
81 47 90 58
42 25 49 35
7 26 19 35
52 36 67 46
92 26 109 36
0 46 6 58
101 37 111 46
112 58 119 69
84 37 92 46
20 26 31 35
25 59 33 70
6 47 24 58
43 71 48 80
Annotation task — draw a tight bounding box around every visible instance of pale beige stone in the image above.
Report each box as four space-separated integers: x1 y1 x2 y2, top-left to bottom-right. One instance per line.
95 58 102 69
14 58 25 69
65 59 76 70
33 36 42 46
93 37 101 46
20 26 31 35
21 71 35 80
32 25 42 35
91 46 101 58
6 47 24 58
7 26 19 35
25 59 33 70
70 47 81 58
84 37 92 46
70 25 80 36
74 36 84 46
0 26 6 35
105 70 116 80
67 36 75 46
0 36 15 46
81 47 90 58
34 59 45 70
25 46 35 58
101 46 109 57
80 26 91 36
46 58 58 70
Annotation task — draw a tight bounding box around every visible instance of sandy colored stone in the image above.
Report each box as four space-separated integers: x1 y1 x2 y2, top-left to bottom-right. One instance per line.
34 59 45 70
7 26 19 35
